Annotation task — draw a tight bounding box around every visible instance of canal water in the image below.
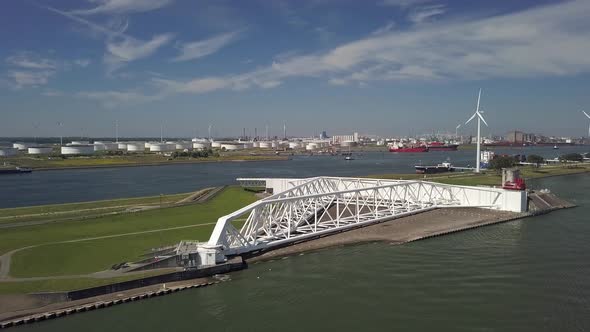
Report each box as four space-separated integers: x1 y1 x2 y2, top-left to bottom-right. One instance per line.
12 174 590 331
1 146 587 208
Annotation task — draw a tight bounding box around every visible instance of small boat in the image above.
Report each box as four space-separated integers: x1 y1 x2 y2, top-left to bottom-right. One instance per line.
0 166 33 175
553 145 559 150
345 155 354 161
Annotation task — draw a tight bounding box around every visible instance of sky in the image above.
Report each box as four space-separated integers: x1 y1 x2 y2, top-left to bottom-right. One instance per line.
1 0 590 138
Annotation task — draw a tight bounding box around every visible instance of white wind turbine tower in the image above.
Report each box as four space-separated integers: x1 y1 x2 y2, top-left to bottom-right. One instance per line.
455 124 461 139
465 89 488 173
582 110 590 137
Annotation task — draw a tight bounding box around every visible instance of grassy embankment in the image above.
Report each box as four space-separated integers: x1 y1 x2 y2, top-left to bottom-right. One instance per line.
0 187 257 293
367 163 590 186
0 193 191 225
4 152 287 169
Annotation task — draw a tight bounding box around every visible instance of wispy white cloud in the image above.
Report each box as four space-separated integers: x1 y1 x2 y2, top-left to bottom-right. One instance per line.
6 53 57 70
42 89 64 97
105 33 173 72
41 5 173 73
77 1 590 105
9 70 55 88
380 0 435 8
371 21 396 35
172 31 241 62
74 59 92 67
408 4 446 24
70 0 173 15
75 90 163 108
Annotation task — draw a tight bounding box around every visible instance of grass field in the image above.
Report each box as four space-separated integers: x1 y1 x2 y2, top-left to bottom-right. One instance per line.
367 164 590 186
4 153 287 169
0 186 257 293
0 192 192 225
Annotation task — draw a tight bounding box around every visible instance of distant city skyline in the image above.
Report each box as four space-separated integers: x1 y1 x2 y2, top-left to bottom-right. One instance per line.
1 0 590 137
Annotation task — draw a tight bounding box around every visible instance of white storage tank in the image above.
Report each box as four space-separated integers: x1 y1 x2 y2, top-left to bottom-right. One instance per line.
61 145 94 155
221 143 242 151
306 143 319 150
117 143 128 150
149 143 175 152
288 142 300 149
211 141 222 148
94 143 118 151
341 140 356 147
28 147 53 155
70 141 89 145
259 141 272 148
175 142 192 151
253 141 260 148
13 142 34 151
126 142 145 152
192 141 211 150
242 142 254 149
0 147 18 157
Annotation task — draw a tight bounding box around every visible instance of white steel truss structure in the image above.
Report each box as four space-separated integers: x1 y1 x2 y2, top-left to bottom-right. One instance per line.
206 177 514 257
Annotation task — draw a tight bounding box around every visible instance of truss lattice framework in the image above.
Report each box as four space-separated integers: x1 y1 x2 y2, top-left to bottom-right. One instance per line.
208 177 502 255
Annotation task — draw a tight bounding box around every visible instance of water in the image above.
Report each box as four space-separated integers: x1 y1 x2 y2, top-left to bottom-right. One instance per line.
1 146 587 208
12 174 590 331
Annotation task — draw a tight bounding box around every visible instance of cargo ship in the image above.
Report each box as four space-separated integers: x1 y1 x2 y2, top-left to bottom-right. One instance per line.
388 142 428 153
415 162 455 174
426 142 459 151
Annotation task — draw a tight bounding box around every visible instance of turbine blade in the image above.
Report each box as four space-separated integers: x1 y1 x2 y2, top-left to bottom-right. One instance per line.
456 124 461 129
465 112 477 124
583 110 590 119
476 88 482 113
477 112 488 126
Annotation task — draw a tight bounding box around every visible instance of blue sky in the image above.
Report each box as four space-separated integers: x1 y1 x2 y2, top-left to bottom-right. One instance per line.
1 0 590 138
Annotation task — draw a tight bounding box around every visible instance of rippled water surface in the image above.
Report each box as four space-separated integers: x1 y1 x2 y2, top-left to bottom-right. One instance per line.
14 174 590 332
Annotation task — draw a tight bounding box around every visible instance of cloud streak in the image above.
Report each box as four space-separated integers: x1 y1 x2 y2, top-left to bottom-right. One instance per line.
41 5 173 73
70 0 173 15
77 1 590 105
172 30 241 62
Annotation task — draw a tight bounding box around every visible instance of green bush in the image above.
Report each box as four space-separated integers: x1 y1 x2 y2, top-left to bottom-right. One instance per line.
559 153 583 162
489 155 516 170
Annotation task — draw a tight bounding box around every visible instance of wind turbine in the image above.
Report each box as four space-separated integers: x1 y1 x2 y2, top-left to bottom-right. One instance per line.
455 124 461 138
582 110 590 137
465 89 488 173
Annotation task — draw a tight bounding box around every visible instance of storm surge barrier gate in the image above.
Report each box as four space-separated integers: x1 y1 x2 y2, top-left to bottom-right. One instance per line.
203 177 522 260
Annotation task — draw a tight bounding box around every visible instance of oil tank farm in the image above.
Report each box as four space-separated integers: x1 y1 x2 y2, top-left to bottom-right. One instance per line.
288 142 301 149
211 141 222 148
221 143 242 151
192 141 212 150
13 142 35 151
0 147 18 157
93 142 118 151
174 142 192 151
27 147 53 155
259 141 272 148
70 141 90 145
61 145 95 155
126 142 145 152
149 143 175 152
117 142 128 150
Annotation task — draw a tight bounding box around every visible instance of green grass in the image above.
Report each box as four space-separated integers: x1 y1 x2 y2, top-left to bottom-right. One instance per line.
0 187 257 256
0 271 172 294
367 164 590 186
0 192 191 224
10 227 216 277
6 153 287 169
